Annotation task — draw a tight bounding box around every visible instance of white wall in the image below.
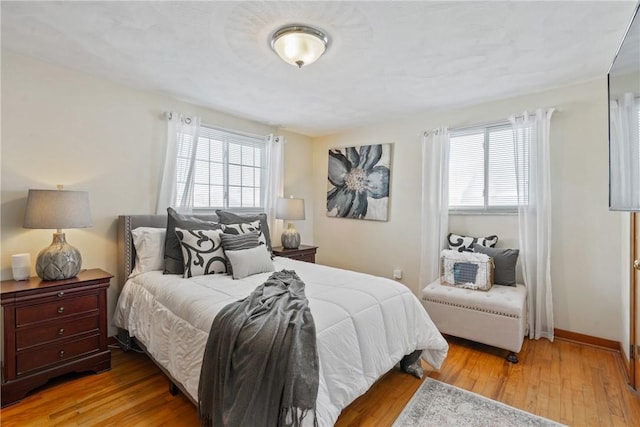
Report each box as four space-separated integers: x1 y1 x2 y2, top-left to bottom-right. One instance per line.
276 130 314 247
0 51 314 334
312 80 627 342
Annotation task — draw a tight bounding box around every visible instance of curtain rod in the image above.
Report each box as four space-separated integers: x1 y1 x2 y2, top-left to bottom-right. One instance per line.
424 108 558 136
165 111 267 140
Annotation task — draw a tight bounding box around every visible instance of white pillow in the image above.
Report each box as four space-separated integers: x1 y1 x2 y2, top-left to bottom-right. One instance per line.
225 245 274 280
440 249 493 291
176 228 227 277
130 227 166 278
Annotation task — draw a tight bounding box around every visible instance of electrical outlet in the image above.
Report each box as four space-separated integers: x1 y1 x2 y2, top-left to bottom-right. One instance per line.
393 269 402 280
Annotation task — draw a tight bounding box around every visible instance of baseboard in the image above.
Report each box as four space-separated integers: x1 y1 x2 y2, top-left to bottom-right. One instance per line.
618 344 632 385
554 328 620 351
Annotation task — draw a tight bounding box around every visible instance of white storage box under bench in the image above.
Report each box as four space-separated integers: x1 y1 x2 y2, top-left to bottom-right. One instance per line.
421 279 527 363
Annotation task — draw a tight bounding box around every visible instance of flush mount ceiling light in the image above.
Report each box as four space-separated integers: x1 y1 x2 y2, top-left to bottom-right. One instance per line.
270 25 329 68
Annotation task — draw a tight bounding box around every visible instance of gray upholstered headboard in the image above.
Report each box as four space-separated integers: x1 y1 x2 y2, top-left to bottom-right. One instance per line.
117 214 218 287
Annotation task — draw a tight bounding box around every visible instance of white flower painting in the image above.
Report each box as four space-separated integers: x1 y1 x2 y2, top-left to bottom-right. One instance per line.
326 143 391 221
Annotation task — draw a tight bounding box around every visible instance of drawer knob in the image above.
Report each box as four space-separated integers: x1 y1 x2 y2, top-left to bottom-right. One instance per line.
58 328 65 336
57 307 65 314
59 350 65 358
57 291 65 297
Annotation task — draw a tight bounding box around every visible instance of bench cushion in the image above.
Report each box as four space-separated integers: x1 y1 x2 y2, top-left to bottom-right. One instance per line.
423 281 526 318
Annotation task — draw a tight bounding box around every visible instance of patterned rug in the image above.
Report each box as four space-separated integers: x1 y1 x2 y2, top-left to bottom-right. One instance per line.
393 378 565 427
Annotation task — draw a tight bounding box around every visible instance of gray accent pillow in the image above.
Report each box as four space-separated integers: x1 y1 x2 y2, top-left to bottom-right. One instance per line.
472 245 519 286
448 233 498 252
216 211 272 253
220 231 260 251
225 245 275 280
219 232 260 274
221 220 267 247
164 207 221 275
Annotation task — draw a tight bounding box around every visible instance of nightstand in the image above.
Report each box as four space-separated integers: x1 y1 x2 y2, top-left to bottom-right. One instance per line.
1 269 112 407
272 245 318 263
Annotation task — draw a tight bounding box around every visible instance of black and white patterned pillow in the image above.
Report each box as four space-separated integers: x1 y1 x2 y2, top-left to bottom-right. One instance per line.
164 207 221 275
176 228 227 278
448 233 498 252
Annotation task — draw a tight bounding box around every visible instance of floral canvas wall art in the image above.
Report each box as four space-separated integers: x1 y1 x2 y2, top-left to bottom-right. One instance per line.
327 143 391 221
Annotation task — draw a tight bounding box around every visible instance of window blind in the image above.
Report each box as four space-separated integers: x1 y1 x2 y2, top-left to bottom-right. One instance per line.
449 131 484 207
449 122 524 212
176 125 266 210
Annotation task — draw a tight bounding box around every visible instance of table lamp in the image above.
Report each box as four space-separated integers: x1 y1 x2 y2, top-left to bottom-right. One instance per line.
275 197 305 249
23 186 92 280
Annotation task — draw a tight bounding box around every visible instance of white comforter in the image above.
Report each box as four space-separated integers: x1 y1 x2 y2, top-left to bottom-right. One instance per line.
113 257 448 426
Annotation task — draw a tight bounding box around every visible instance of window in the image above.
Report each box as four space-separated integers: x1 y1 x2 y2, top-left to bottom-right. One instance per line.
448 122 525 213
175 125 266 211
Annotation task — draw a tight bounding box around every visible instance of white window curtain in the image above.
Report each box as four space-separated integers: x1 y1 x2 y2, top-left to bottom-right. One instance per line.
511 108 555 341
419 128 450 289
156 112 201 214
263 134 284 237
610 93 640 209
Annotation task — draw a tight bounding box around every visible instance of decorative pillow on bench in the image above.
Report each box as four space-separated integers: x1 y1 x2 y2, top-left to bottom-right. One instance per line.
448 233 498 252
440 249 494 291
472 245 519 286
453 262 479 285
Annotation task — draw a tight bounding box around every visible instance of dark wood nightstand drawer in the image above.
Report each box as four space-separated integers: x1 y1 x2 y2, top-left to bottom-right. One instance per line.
16 334 101 376
287 253 316 263
272 245 318 264
16 294 98 326
16 314 100 351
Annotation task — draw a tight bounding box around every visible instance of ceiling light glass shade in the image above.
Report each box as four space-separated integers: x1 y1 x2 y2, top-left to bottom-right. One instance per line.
271 25 328 68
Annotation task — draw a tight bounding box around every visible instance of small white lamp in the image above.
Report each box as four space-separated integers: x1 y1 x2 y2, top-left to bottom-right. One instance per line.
276 197 305 249
23 186 92 281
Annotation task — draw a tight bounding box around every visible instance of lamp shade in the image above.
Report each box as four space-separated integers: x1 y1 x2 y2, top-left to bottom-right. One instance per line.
24 189 92 230
23 189 92 281
276 198 305 221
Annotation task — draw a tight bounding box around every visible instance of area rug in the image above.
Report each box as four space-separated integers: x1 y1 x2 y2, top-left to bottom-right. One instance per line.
392 378 565 427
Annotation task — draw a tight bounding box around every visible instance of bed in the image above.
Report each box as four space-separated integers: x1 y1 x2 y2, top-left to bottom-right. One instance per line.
113 214 448 426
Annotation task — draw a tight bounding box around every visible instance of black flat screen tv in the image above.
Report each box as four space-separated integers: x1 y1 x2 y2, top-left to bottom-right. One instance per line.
609 1 640 211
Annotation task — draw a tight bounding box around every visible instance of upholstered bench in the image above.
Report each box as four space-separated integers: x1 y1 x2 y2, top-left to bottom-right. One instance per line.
421 280 527 363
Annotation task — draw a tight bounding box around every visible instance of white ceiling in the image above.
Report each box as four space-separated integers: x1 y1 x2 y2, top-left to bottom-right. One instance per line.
1 1 637 137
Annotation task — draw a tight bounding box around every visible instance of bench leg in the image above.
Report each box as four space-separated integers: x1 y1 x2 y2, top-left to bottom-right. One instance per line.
169 381 179 396
506 352 518 363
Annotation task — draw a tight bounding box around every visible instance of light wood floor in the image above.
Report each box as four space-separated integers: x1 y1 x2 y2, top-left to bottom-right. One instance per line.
1 336 639 426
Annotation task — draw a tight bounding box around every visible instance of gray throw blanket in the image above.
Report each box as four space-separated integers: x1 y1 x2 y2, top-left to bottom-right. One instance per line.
199 270 319 427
